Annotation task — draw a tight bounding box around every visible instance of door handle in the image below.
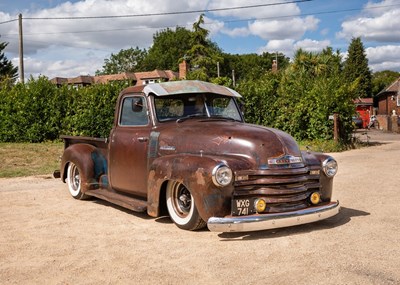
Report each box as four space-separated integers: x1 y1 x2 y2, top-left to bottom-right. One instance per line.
138 137 148 142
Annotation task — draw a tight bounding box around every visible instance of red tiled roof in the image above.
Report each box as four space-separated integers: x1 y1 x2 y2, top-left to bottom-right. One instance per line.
94 72 136 84
50 77 68 84
68 75 94 84
135 69 178 80
377 77 400 96
385 78 400 93
354 98 373 105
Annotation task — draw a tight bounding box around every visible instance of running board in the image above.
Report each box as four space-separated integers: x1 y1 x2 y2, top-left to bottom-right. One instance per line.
85 189 147 212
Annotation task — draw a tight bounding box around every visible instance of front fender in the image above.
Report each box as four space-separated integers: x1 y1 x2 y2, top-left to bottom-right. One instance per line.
61 144 107 192
147 154 250 221
302 151 336 201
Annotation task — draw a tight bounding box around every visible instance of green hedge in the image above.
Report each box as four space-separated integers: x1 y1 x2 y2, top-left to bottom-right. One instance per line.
0 77 128 142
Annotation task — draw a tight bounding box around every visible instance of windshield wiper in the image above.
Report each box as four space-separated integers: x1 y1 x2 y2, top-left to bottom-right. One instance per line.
176 114 209 123
208 115 238 121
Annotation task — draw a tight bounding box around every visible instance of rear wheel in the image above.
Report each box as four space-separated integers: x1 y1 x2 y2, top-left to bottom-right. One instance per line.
66 162 89 200
166 180 206 231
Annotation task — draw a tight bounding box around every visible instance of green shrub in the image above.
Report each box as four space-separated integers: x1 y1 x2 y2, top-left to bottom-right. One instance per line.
0 77 128 142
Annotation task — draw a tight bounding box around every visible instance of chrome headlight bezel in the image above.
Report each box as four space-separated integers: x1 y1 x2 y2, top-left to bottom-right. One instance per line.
212 164 233 187
322 157 338 178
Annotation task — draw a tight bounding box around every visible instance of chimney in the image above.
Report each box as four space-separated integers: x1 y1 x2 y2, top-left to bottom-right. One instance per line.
272 59 278 73
179 60 188 79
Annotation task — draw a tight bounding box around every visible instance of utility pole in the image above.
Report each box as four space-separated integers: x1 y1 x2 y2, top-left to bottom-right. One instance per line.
18 13 24 83
217 62 220 77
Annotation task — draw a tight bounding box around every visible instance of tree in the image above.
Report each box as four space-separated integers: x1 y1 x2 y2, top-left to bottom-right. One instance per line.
96 47 147 75
221 52 289 83
0 42 18 85
273 48 356 143
372 70 400 95
185 14 223 81
343 37 372 98
144 27 193 71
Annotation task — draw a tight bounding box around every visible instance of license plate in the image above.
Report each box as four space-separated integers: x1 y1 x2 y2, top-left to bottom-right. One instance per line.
232 198 255 216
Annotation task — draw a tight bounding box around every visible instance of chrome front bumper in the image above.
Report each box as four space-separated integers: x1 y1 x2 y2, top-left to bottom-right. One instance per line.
207 201 340 232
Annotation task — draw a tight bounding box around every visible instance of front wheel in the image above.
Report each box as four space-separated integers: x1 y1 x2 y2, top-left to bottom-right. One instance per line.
66 162 89 200
166 180 206 231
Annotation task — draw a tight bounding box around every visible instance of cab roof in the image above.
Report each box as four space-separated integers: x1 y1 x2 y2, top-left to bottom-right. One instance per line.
120 80 242 98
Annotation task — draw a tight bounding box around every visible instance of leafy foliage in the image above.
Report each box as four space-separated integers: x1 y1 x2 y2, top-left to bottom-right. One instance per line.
0 77 128 142
276 48 356 143
343 37 372 98
236 72 280 127
0 42 18 85
96 47 148 75
185 14 224 81
222 52 289 82
144 27 193 71
372 70 400 95
240 48 356 144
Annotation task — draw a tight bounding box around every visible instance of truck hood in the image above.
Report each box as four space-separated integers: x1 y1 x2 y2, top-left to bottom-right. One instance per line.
157 120 304 169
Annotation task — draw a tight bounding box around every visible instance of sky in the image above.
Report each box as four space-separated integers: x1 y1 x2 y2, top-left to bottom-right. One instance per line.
1 0 400 80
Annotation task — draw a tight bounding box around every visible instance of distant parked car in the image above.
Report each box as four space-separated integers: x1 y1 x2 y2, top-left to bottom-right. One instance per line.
352 116 363 129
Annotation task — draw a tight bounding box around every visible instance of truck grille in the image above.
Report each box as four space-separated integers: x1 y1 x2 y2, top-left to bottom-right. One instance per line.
233 167 320 213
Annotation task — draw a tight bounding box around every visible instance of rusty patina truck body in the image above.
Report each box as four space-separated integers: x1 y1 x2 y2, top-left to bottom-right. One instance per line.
57 80 340 232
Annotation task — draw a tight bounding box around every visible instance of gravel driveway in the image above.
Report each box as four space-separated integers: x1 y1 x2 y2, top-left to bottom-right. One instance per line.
1 129 399 285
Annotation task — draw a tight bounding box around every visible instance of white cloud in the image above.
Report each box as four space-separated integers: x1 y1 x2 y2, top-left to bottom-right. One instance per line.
207 0 300 19
221 27 249 38
337 0 400 42
0 0 207 78
366 45 400 72
248 16 319 40
257 38 331 59
257 39 295 57
294 39 331 53
1 0 206 56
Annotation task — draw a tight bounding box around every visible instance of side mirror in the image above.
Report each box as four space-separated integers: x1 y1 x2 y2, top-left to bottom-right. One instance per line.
132 98 143 113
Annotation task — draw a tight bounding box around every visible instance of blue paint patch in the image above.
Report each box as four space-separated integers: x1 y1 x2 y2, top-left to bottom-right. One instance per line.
91 151 107 179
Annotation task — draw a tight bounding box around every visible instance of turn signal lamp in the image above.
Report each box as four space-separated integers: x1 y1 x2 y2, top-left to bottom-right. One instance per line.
310 192 321 205
254 199 267 213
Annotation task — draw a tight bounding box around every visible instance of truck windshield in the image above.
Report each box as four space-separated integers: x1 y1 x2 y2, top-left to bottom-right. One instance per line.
154 93 243 122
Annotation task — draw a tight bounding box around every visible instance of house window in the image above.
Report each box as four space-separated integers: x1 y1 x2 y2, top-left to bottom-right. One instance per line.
397 94 400 107
144 79 157 85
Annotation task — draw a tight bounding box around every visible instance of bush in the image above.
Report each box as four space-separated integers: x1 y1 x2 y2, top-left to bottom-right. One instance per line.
0 77 128 142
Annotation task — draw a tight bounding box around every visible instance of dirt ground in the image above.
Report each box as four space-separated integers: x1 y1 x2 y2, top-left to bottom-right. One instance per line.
1 129 399 285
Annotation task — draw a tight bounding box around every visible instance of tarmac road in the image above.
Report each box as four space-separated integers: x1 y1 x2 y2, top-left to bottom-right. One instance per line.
0 129 399 285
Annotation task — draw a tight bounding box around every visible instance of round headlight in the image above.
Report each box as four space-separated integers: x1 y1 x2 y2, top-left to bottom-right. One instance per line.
212 164 233 187
322 157 338 177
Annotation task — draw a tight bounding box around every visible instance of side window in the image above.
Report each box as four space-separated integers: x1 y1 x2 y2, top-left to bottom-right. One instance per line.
119 96 149 126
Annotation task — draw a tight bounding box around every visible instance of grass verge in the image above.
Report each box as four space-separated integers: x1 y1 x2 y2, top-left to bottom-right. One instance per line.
0 142 64 178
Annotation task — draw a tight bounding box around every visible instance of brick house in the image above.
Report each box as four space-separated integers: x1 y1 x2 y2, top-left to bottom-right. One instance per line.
375 77 400 132
134 69 178 85
50 69 180 88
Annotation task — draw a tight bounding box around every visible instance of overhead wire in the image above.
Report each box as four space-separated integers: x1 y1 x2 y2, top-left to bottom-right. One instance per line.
21 0 312 20
1 2 400 37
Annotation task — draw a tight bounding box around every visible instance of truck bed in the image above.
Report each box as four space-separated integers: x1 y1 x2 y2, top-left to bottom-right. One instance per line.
61 135 108 150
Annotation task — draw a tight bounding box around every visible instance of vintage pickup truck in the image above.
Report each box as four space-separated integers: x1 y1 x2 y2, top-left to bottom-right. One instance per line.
55 80 340 232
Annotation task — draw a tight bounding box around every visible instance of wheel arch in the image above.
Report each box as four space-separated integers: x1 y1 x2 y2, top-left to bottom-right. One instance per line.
61 144 107 192
146 154 250 221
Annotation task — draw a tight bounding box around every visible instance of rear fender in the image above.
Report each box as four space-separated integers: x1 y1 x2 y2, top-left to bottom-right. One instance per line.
61 144 107 192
